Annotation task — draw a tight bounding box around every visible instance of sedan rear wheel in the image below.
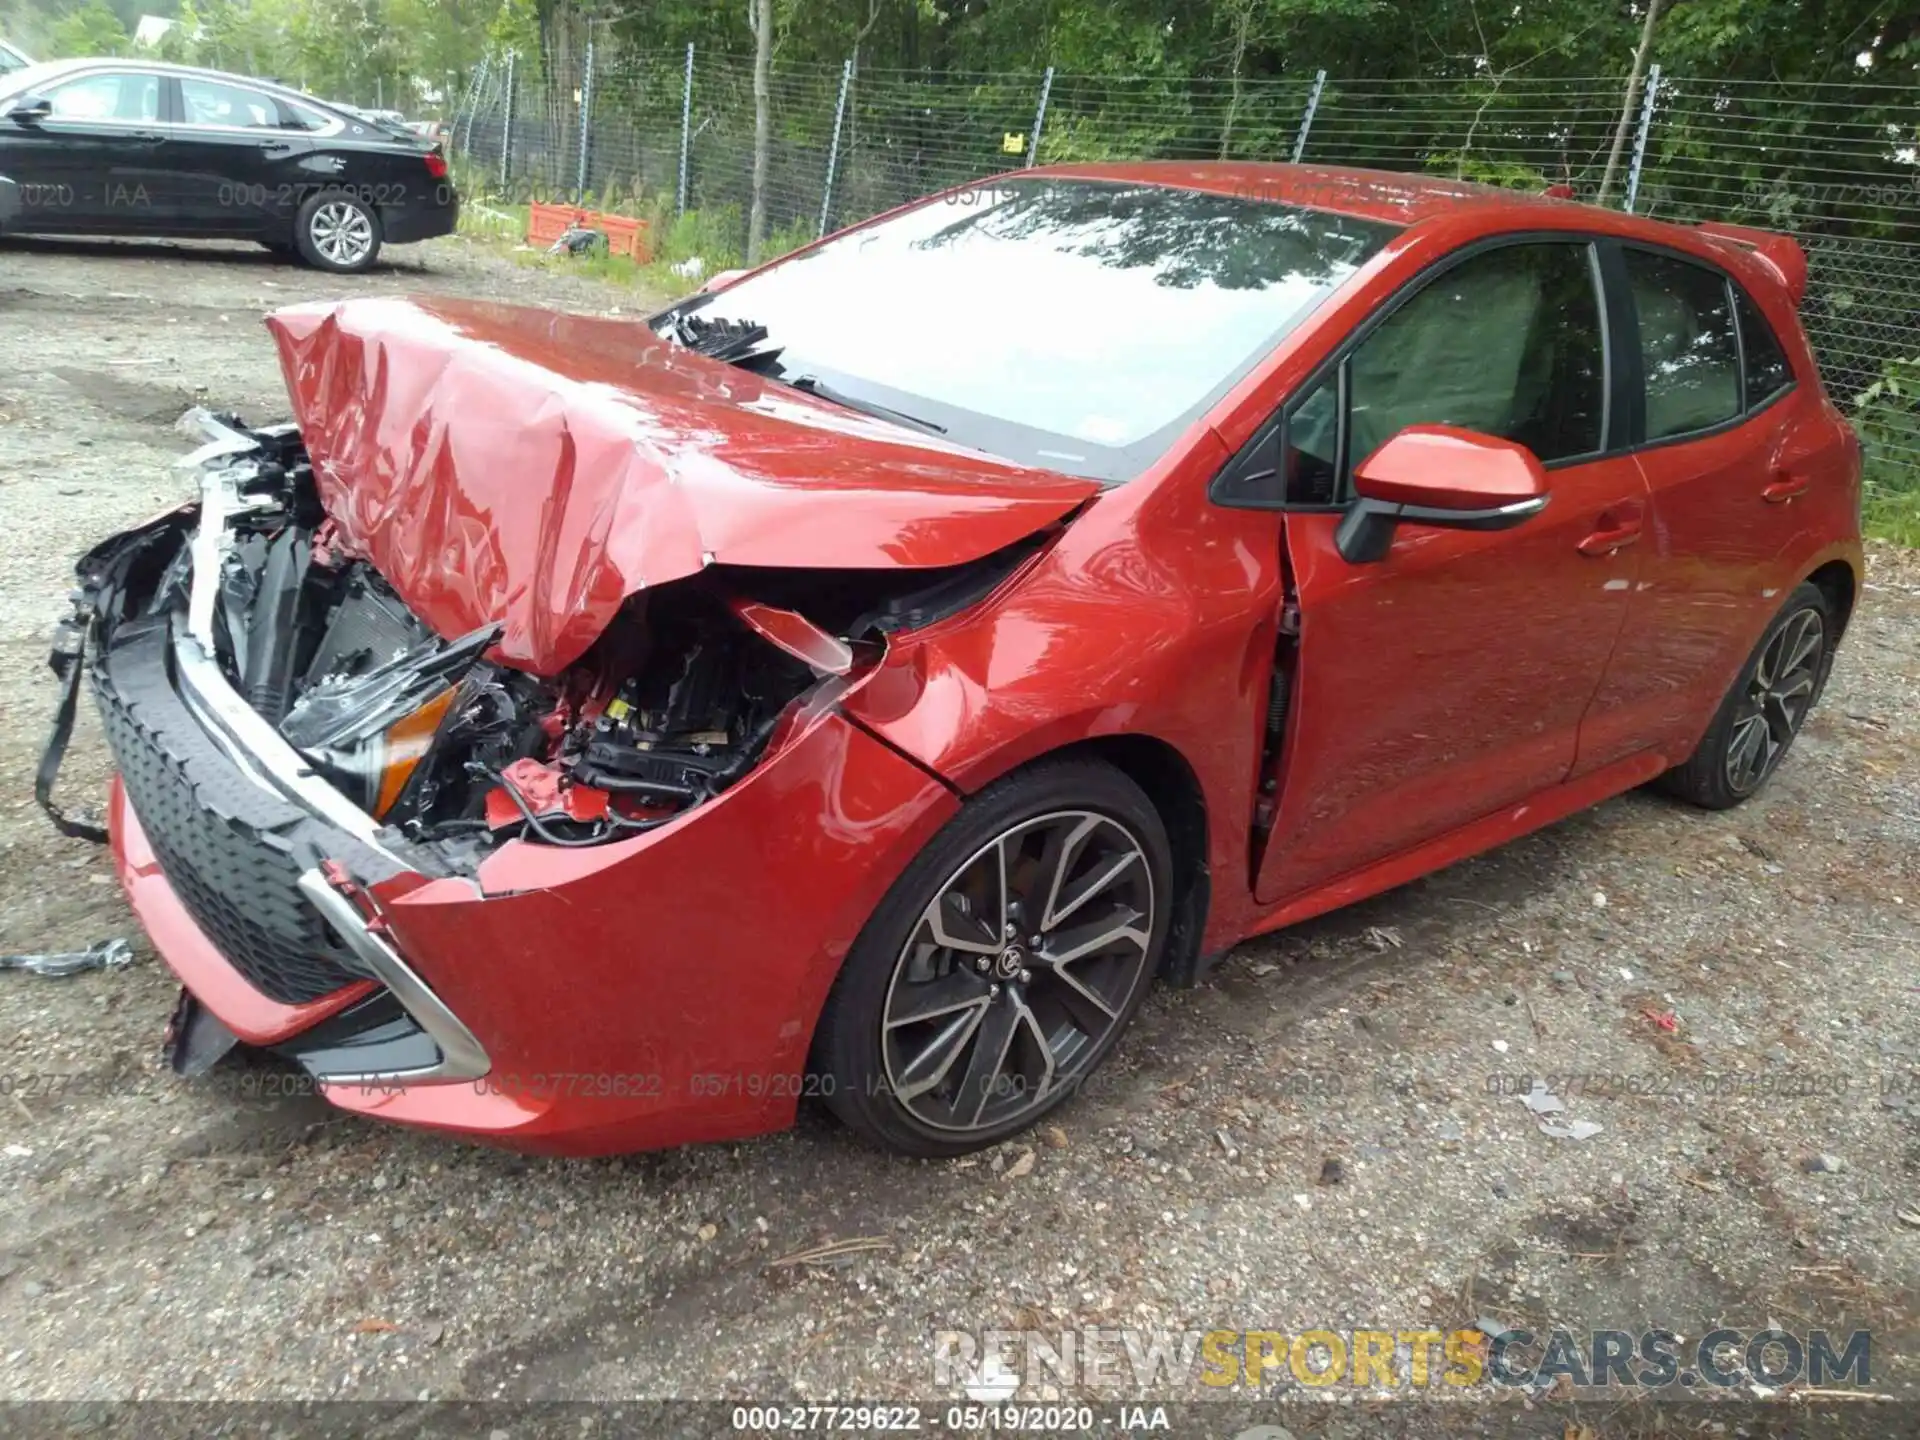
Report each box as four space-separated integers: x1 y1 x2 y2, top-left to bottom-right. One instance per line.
294 191 382 273
1658 581 1833 809
816 759 1171 1156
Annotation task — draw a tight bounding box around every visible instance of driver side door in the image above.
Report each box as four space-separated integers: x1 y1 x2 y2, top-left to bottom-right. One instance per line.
0 68 166 231
1256 236 1651 904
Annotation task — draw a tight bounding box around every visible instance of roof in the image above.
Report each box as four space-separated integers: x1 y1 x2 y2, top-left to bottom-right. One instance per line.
1018 161 1806 292
0 56 340 114
1027 161 1596 227
1019 161 1809 322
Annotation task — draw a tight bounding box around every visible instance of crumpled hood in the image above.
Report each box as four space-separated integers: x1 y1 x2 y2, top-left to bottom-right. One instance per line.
266 296 1099 674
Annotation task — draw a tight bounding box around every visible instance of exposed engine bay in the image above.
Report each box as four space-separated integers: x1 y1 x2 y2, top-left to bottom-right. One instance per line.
68 411 1053 873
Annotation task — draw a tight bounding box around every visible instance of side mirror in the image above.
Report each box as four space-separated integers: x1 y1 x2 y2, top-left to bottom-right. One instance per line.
1335 425 1549 564
700 267 747 294
7 95 50 124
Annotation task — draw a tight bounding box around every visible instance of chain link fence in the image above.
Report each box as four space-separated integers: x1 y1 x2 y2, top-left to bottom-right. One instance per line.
451 51 1920 510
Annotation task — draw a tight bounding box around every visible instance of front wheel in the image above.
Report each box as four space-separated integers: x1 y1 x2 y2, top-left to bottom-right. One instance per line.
815 759 1172 1157
294 191 382 273
1659 581 1833 809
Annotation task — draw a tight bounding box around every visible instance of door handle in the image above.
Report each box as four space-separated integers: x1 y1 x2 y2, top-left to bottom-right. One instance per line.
259 139 293 154
130 131 164 143
1577 505 1644 557
1763 472 1811 504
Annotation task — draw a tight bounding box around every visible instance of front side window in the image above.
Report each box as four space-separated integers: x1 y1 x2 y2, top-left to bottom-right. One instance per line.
1735 288 1793 408
1627 249 1740 441
179 76 285 129
1283 241 1606 502
45 72 160 123
664 179 1398 483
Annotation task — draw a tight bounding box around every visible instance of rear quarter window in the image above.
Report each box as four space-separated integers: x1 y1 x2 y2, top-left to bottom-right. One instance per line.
1734 288 1793 408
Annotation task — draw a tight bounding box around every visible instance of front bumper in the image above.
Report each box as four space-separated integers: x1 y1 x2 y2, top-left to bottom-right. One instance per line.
96 608 491 1081
85 431 959 1154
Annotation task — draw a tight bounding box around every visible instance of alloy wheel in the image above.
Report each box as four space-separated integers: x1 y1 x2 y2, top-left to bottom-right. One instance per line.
880 810 1156 1135
310 202 374 267
1725 606 1825 794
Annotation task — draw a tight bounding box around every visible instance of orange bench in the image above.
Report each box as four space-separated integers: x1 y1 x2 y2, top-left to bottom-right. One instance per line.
528 201 652 261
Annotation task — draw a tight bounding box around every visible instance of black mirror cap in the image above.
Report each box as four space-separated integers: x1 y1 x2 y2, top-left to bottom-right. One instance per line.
1334 493 1548 564
7 96 50 122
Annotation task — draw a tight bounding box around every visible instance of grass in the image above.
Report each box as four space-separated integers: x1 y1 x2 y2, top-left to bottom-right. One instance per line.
446 162 823 300
1864 487 1920 546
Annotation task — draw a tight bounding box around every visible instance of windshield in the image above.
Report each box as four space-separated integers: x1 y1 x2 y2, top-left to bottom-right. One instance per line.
664 177 1397 482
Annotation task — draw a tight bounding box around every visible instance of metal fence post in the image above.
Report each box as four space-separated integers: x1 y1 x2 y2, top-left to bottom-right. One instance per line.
499 50 516 192
677 42 695 217
458 52 488 161
1026 66 1055 167
1291 70 1327 163
1624 62 1661 214
818 58 854 237
576 39 595 203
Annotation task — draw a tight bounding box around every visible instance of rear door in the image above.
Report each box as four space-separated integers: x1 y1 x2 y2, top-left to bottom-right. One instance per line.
1255 236 1649 904
1572 244 1810 773
160 73 318 236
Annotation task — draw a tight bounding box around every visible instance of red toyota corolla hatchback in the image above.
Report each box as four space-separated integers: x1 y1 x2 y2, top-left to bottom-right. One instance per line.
44 164 1861 1157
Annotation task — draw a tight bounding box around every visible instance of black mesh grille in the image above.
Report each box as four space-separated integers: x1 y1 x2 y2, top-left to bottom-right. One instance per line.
93 618 373 1005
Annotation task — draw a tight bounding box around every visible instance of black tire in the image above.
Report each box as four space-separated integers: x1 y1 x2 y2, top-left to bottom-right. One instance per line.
1658 581 1833 810
293 191 382 273
815 758 1172 1157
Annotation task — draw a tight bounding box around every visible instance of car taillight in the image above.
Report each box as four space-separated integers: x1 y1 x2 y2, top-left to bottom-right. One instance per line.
424 151 448 180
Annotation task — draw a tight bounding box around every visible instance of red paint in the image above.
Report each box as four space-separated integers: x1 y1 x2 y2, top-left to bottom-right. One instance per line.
1243 751 1671 936
482 758 612 830
346 708 958 1155
264 297 1098 674
1352 425 1549 510
114 164 1862 1154
1695 222 1808 305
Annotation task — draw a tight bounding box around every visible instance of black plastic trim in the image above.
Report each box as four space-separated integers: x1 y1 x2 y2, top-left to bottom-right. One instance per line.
271 989 442 1079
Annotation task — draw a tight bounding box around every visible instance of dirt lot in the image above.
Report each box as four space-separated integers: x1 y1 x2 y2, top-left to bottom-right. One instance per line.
1 232 1918 1430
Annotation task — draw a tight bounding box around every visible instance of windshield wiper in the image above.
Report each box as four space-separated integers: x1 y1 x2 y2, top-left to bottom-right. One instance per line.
667 312 776 364
786 374 947 436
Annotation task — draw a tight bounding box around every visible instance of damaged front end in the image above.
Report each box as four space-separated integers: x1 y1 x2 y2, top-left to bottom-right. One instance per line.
49 409 1057 1102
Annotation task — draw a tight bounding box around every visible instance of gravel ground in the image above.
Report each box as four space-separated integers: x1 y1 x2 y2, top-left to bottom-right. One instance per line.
1 232 1918 1433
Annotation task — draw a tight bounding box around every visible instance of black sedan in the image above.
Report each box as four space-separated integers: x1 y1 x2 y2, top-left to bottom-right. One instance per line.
0 60 456 271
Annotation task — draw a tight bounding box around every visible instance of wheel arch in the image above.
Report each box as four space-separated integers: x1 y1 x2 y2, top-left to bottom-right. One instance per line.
1805 558 1858 641
980 732 1215 989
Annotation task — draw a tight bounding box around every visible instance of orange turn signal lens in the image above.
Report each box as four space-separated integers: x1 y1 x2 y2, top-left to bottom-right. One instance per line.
373 686 457 818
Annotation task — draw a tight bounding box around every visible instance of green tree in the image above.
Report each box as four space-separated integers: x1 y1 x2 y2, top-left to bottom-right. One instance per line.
48 0 133 55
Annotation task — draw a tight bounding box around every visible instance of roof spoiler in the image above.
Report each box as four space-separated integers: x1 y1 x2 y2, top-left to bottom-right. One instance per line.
1694 222 1808 307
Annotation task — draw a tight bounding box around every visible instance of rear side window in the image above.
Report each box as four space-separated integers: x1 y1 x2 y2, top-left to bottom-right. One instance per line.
1282 240 1607 502
282 101 336 133
1735 289 1793 408
1626 249 1740 441
180 76 289 129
